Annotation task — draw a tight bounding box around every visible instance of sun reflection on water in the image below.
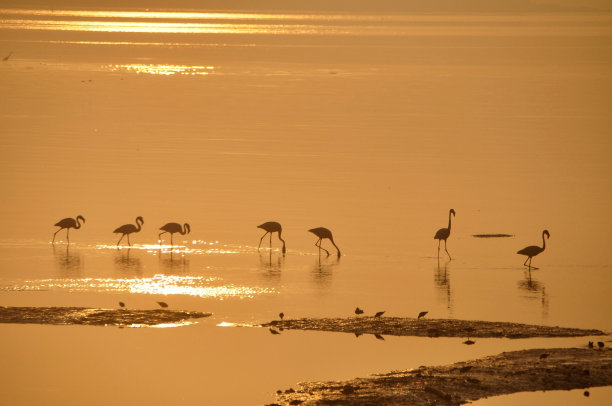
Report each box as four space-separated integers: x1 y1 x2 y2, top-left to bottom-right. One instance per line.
6 274 275 299
107 64 214 76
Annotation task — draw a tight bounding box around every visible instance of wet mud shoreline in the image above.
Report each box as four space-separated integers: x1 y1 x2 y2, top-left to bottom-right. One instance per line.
272 347 612 405
0 306 211 326
262 317 606 339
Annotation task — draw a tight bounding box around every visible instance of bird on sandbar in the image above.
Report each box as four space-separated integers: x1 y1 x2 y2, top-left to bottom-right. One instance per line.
374 334 385 341
257 221 286 254
434 209 455 260
158 222 190 246
539 353 550 360
308 227 341 257
517 230 550 268
355 307 364 316
52 215 85 243
113 216 144 247
588 341 594 348
418 311 428 320
463 339 476 345
279 312 284 321
119 301 126 309
157 301 169 308
598 342 605 349
269 328 281 335
374 311 385 318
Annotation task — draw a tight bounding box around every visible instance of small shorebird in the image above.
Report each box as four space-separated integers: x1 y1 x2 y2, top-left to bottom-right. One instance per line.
308 227 341 257
539 353 550 359
463 339 476 345
257 221 286 254
269 328 281 335
434 209 455 260
374 334 385 340
118 301 126 309
374 311 385 318
354 307 364 316
113 216 144 246
159 222 190 246
598 342 605 349
157 301 169 308
517 230 550 268
279 312 284 320
418 311 428 320
52 215 85 243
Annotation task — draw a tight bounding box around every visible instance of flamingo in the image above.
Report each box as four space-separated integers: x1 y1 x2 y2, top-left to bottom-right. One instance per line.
113 216 144 246
434 209 456 260
517 230 550 268
257 221 286 254
158 222 190 246
52 215 85 243
308 227 341 257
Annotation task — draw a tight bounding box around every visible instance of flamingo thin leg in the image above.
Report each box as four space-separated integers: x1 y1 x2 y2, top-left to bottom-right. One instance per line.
117 234 124 246
444 239 452 260
258 232 269 251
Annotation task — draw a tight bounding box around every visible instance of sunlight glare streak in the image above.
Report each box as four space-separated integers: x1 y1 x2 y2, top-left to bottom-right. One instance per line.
107 64 214 76
6 275 276 299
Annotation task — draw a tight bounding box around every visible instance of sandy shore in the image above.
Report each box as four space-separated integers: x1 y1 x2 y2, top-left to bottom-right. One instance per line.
271 347 612 405
0 306 211 326
262 317 605 338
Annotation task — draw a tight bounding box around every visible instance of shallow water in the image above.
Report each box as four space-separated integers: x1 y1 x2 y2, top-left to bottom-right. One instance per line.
1 6 611 405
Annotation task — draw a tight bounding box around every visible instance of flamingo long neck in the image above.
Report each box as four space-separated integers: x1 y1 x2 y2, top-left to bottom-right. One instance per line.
447 212 453 232
181 224 187 235
135 219 142 232
330 238 341 257
541 232 547 251
75 217 82 229
278 231 286 250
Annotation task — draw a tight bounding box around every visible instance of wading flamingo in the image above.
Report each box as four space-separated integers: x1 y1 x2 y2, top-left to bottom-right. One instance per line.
158 222 190 246
257 221 286 254
434 209 456 260
308 227 341 257
113 216 144 247
52 215 85 243
517 230 550 268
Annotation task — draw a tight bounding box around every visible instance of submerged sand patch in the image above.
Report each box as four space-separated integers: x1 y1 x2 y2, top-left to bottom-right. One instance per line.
262 317 605 338
0 306 211 327
273 347 612 405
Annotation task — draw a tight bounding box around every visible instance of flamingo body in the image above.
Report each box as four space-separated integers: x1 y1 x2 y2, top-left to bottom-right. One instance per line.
308 227 341 257
517 230 549 268
52 215 85 243
434 209 455 260
114 216 144 246
158 222 190 246
257 221 286 254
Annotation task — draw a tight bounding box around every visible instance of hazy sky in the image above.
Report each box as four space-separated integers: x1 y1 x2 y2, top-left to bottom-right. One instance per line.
3 0 612 12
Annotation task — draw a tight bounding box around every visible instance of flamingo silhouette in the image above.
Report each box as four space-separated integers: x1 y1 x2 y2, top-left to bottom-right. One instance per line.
308 227 341 257
113 216 144 246
257 221 286 254
517 230 550 268
158 222 190 246
52 215 85 243
434 209 456 260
